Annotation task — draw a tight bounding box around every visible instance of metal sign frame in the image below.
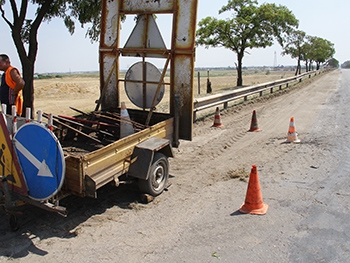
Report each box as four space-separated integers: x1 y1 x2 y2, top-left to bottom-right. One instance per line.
99 0 198 141
0 114 28 196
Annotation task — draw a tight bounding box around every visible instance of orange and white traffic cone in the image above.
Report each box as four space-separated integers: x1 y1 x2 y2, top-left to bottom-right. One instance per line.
47 113 53 131
248 110 261 132
25 107 31 123
286 116 300 143
12 105 17 137
211 107 224 128
120 102 134 138
239 165 268 215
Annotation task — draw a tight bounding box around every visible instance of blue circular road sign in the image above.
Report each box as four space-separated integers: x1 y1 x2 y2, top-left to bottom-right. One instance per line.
13 123 65 201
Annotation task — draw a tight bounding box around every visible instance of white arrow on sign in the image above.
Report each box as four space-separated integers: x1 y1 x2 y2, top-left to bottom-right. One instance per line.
14 139 54 178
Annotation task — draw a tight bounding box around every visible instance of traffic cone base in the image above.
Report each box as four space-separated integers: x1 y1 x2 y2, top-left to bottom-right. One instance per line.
239 165 268 215
286 134 300 143
248 110 261 132
211 107 223 128
239 202 268 215
286 116 300 143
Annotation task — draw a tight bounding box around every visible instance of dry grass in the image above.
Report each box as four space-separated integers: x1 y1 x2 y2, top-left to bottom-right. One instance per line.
33 68 296 116
195 68 295 95
224 167 250 182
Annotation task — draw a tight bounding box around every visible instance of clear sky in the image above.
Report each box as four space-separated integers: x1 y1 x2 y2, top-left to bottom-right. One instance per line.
0 0 348 73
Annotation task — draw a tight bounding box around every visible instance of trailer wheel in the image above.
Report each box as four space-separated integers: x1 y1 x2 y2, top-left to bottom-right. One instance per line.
138 152 169 196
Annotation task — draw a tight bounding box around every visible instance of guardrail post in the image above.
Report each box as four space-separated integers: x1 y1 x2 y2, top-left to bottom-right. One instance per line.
206 70 212 94
198 72 200 94
244 95 248 101
259 91 263 97
224 102 228 109
279 85 282 90
270 87 273 93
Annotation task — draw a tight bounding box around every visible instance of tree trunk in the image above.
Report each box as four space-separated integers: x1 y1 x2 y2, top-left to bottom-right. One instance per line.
22 65 35 117
236 52 244 86
295 58 301 76
11 32 36 118
316 62 320 70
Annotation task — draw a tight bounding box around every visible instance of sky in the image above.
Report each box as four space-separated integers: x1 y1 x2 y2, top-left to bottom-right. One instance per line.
0 0 349 73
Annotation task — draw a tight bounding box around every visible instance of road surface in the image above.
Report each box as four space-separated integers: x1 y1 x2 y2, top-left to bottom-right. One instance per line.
1 69 349 262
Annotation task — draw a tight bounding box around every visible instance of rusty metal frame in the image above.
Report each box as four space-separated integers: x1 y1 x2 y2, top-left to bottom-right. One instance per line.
99 0 198 141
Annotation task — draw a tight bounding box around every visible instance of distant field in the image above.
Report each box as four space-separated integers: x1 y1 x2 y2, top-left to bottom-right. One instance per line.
34 68 297 116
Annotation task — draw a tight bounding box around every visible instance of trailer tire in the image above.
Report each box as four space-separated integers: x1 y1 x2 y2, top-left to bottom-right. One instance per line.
138 152 169 196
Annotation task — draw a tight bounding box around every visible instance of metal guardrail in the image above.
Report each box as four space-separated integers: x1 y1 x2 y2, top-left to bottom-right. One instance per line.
193 70 323 121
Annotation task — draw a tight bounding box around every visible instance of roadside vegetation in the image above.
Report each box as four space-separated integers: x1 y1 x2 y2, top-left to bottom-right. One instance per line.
196 0 336 87
341 61 350 69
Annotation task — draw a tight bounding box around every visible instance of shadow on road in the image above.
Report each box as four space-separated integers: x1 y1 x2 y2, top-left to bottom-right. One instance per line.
0 182 145 258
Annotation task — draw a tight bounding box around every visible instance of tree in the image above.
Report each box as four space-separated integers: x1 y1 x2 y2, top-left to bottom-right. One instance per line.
327 58 339 68
301 36 335 71
301 36 313 72
0 0 101 116
196 0 298 86
282 30 306 75
308 37 335 70
341 61 350 69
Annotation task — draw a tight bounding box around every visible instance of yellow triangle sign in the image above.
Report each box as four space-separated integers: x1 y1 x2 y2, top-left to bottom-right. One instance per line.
0 113 28 196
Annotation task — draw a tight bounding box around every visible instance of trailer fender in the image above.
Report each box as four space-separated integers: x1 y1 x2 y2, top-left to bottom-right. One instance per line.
128 137 173 180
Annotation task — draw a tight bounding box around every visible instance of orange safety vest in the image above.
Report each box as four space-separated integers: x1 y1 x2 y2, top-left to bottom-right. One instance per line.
5 66 23 116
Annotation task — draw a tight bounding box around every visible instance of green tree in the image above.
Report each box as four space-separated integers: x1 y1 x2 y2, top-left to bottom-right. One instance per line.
196 0 298 86
327 58 339 68
309 37 335 70
0 0 101 116
341 61 350 69
282 30 306 75
301 36 335 71
301 36 313 72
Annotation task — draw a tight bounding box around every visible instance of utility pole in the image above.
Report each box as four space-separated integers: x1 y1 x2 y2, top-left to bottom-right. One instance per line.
274 51 277 70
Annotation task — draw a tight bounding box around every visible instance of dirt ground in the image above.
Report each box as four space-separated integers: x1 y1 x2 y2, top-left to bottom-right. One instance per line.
1 69 349 262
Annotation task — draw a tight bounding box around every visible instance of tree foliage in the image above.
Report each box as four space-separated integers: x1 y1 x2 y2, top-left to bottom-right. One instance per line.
341 61 350 69
282 29 335 73
0 0 101 116
282 30 306 75
196 0 298 86
327 58 339 68
307 36 335 70
290 36 335 74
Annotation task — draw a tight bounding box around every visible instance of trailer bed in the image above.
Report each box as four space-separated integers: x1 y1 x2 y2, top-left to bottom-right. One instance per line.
53 109 174 198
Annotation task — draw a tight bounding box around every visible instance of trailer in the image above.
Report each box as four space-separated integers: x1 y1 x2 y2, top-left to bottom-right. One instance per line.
0 0 198 231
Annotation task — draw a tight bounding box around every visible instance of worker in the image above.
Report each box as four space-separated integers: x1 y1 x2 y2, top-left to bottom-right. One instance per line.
0 54 24 115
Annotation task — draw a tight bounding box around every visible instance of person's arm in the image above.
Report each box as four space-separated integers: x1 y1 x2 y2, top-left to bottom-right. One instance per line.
10 68 25 95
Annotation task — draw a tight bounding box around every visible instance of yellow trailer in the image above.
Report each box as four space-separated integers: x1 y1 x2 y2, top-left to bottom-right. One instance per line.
1 0 198 230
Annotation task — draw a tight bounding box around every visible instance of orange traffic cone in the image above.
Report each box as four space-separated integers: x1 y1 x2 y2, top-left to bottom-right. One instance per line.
286 116 300 143
211 107 223 128
239 165 268 215
120 102 134 138
248 110 261 132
